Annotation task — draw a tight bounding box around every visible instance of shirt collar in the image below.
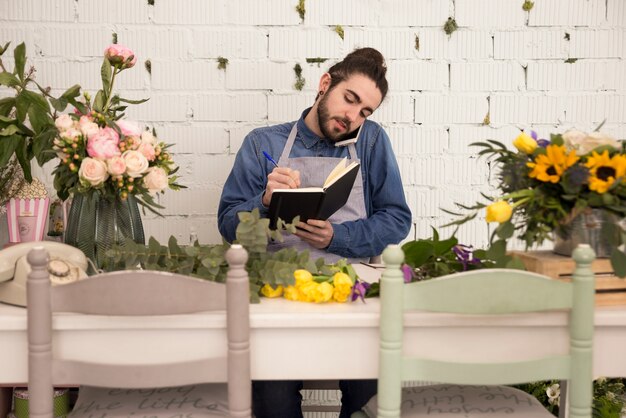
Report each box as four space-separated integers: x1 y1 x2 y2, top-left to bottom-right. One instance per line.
296 108 324 149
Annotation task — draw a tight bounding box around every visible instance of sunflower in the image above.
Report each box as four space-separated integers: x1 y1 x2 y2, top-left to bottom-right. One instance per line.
585 150 626 194
527 144 579 183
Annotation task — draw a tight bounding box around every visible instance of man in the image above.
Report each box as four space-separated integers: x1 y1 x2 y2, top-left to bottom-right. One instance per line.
218 47 412 418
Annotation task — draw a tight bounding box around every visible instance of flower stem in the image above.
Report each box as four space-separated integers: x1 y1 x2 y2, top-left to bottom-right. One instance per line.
103 67 118 113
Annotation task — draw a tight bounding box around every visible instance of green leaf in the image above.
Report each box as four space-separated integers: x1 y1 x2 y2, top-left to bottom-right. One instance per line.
27 104 50 132
0 72 20 87
0 125 19 136
33 129 57 166
14 138 32 182
93 90 105 113
496 221 515 239
0 42 10 56
0 134 21 167
101 58 112 94
610 249 626 278
15 93 30 123
118 97 149 105
61 84 82 100
13 43 26 82
0 97 15 116
49 97 69 112
402 240 434 268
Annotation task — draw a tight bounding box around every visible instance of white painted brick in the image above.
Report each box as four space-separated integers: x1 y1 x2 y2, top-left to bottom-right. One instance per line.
400 156 487 186
607 0 626 26
152 61 224 91
125 94 190 122
0 26 36 50
451 62 525 92
415 94 489 124
388 61 448 92
229 123 269 154
384 125 447 156
4 0 75 22
37 26 111 57
33 59 103 91
226 61 294 91
494 30 569 60
415 29 492 60
152 0 223 25
116 28 192 60
300 64 328 93
490 94 563 124
448 125 523 154
599 95 626 124
224 0 300 25
370 94 414 124
455 0 526 28
268 93 316 122
143 216 222 245
529 0 606 27
344 29 417 60
528 61 621 92
77 0 150 24
306 0 380 26
158 188 218 216
184 154 235 187
154 124 229 154
192 29 268 59
562 94 611 125
193 93 267 122
378 0 450 27
269 28 342 60
569 29 626 59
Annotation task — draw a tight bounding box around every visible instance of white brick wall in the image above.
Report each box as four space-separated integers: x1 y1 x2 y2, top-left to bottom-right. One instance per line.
2 0 625 251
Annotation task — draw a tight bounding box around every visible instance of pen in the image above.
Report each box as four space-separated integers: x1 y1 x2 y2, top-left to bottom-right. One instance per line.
262 151 279 168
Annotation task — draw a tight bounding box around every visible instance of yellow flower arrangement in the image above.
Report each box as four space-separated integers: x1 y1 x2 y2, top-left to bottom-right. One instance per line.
261 269 355 304
448 128 626 275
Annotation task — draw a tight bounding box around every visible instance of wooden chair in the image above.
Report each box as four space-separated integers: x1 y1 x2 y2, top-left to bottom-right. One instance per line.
354 244 596 418
26 244 251 418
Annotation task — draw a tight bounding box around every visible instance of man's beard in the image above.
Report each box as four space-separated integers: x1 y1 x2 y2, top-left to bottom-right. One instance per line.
316 94 352 142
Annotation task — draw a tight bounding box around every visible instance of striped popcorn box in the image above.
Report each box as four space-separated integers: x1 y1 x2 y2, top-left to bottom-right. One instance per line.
6 198 50 243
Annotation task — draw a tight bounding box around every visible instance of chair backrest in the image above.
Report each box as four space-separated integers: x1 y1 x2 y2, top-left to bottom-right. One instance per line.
26 244 251 418
377 244 596 418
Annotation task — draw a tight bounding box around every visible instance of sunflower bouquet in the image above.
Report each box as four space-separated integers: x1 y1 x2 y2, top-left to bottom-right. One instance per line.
446 128 626 275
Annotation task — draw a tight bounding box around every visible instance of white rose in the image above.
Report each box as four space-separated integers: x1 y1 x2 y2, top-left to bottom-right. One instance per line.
140 130 156 145
80 121 100 138
563 129 622 154
78 157 109 186
122 150 149 178
143 167 169 194
107 156 127 176
55 114 74 131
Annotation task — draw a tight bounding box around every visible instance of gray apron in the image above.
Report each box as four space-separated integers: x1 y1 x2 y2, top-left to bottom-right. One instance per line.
267 123 368 264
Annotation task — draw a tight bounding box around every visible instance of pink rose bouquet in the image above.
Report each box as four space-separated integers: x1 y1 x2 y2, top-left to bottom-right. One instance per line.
52 44 183 213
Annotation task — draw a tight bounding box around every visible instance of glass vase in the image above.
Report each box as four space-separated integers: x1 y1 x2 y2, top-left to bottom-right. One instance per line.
553 208 623 258
64 193 145 272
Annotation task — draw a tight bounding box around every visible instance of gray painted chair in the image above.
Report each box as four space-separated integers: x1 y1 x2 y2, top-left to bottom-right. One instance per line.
26 244 251 418
354 244 596 418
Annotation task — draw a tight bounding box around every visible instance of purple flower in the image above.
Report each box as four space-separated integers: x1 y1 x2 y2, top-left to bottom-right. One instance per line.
530 130 538 141
452 244 481 271
536 139 550 148
401 264 414 283
351 279 371 302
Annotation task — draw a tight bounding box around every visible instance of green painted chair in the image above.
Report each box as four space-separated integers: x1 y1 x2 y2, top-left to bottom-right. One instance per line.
354 244 595 418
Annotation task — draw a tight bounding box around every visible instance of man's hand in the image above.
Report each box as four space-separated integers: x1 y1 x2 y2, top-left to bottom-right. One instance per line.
295 219 334 249
262 167 301 207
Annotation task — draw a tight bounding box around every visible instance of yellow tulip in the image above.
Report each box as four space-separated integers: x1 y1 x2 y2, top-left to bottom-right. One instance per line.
485 201 513 223
313 282 334 303
260 283 283 298
294 269 313 286
283 285 300 301
332 272 353 303
297 281 318 302
513 132 537 154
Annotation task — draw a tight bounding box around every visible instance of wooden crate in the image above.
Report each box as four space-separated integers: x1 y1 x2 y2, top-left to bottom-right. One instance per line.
511 250 626 307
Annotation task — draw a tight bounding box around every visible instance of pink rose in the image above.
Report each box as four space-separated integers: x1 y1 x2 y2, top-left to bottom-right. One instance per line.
116 120 143 138
137 142 156 161
143 167 169 194
87 127 121 159
79 157 109 186
54 114 74 131
140 130 156 145
61 128 82 141
122 150 149 178
106 156 127 176
104 44 137 68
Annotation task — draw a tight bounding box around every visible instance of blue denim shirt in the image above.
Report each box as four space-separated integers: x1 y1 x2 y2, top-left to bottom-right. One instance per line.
217 108 412 259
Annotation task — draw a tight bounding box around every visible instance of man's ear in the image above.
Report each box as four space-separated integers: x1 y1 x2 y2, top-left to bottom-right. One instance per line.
318 73 331 94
